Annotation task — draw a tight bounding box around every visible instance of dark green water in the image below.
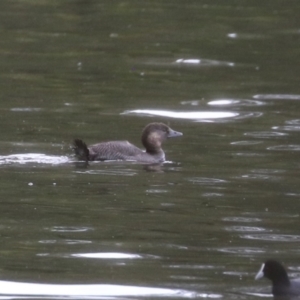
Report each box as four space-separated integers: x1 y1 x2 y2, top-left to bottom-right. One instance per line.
0 1 300 299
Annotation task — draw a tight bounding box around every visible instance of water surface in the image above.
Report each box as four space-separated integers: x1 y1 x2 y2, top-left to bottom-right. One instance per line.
0 1 300 299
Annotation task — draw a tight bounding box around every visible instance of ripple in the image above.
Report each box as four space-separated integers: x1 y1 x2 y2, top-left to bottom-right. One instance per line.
240 174 279 180
75 169 137 176
286 193 300 198
188 177 227 185
10 107 42 112
272 125 300 131
253 94 300 100
50 226 93 233
0 280 204 298
181 100 203 106
202 193 223 197
234 152 265 157
225 226 266 232
251 168 284 174
244 131 288 138
231 140 263 146
240 169 283 180
175 58 235 67
0 154 69 165
71 252 143 259
122 109 238 120
218 247 264 254
169 264 221 270
286 119 300 125
234 112 263 120
39 239 91 245
267 145 300 151
241 234 300 242
208 99 265 106
208 99 239 106
223 217 261 223
223 271 248 276
227 32 267 40
146 189 168 194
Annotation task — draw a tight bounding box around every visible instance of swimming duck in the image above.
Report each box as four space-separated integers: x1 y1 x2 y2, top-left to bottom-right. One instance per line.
255 259 300 297
73 122 182 163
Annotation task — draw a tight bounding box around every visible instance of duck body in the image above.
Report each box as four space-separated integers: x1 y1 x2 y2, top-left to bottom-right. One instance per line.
74 122 182 163
255 260 300 298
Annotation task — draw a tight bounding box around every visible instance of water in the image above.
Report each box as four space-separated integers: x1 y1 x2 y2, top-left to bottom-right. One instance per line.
0 1 300 299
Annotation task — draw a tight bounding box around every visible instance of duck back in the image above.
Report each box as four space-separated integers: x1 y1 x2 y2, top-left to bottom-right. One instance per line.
89 141 144 161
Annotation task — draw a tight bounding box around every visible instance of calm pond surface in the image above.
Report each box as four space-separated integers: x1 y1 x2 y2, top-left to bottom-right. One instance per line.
0 1 300 299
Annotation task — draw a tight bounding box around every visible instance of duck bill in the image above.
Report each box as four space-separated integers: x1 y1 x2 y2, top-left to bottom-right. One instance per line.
255 263 265 280
168 129 183 138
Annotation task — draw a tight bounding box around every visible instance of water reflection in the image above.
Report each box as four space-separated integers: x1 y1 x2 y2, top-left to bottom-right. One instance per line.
140 57 235 68
188 177 227 185
208 99 265 107
272 125 300 132
267 145 300 151
222 217 261 223
224 226 266 232
122 109 238 120
244 131 288 138
175 58 235 67
231 141 263 146
218 247 264 255
253 94 300 100
50 226 92 233
241 234 300 242
240 173 280 180
0 280 200 299
71 252 143 259
10 107 42 112
39 240 91 245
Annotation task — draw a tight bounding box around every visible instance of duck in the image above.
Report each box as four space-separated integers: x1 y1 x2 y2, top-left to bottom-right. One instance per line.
73 122 182 163
255 259 300 298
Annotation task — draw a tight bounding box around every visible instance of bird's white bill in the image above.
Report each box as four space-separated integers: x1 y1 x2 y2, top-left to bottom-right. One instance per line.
255 263 265 280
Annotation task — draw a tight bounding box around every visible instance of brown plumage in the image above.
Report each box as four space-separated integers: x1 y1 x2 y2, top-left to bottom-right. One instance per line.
73 122 182 163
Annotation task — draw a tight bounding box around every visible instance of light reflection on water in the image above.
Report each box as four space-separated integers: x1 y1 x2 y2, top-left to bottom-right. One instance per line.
253 94 300 100
267 145 300 151
39 240 92 245
240 234 300 242
207 99 265 107
240 174 280 180
188 177 228 185
122 109 239 120
224 226 266 232
71 252 143 259
222 217 261 223
0 280 206 299
243 131 288 138
230 141 263 146
174 58 235 67
50 227 93 233
217 248 264 255
10 107 43 112
273 125 300 131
